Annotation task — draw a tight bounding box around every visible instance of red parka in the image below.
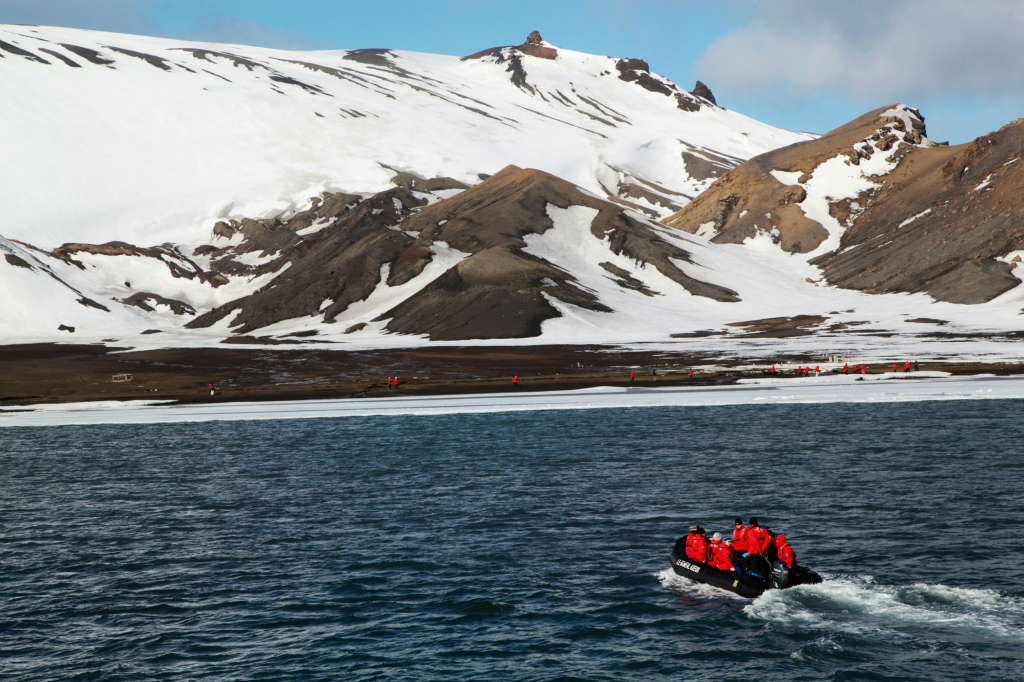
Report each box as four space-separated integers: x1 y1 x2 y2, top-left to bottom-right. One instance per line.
708 540 734 571
775 534 796 568
746 525 771 555
685 532 708 563
731 525 748 552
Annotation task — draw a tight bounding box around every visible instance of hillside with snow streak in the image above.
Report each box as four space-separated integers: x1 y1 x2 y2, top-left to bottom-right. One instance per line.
0 26 802 248
3 25 1024 359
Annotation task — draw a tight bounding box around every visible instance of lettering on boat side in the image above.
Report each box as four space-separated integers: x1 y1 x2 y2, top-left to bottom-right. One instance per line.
675 559 700 573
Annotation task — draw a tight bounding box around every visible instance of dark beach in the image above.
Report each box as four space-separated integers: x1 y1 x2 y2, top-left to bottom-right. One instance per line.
3 342 1023 407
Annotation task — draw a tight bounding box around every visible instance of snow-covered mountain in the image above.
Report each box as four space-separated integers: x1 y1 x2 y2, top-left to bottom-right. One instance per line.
3 25 1024 357
0 26 801 248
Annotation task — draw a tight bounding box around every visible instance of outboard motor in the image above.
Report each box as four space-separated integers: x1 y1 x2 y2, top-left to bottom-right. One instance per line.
771 560 790 589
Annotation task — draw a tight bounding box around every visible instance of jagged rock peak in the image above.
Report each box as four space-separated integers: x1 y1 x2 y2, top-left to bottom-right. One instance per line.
692 81 716 105
463 30 556 61
616 58 650 74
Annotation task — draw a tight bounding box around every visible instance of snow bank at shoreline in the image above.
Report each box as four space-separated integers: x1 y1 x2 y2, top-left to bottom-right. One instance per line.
3 375 1023 428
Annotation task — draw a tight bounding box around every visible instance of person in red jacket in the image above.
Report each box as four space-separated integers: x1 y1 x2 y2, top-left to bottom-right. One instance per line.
774 534 797 568
512 375 519 388
731 517 748 552
745 517 771 555
685 526 709 563
708 533 735 571
387 377 393 390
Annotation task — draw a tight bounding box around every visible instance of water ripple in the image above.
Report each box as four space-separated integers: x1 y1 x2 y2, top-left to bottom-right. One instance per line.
2 401 1023 680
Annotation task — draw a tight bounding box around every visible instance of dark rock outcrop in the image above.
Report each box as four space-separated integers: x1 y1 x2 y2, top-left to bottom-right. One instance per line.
616 58 672 95
0 39 50 64
462 31 558 62
5 253 32 269
59 44 114 65
123 292 197 316
691 80 716 105
615 58 704 112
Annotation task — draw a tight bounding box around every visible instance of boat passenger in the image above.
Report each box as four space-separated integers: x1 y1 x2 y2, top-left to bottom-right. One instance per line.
685 526 709 563
746 517 771 555
731 517 747 550
774 534 796 568
708 533 735 572
765 529 779 562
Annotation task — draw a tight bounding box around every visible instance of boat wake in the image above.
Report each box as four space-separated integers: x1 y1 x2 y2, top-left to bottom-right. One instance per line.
745 575 1024 640
661 567 1024 643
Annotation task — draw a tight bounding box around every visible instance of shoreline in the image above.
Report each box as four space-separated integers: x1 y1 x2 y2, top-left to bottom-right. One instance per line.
6 342 1024 405
4 372 1024 428
3 342 1024 410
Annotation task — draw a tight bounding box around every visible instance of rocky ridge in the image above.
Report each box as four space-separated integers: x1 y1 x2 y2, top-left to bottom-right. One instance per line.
665 105 1024 304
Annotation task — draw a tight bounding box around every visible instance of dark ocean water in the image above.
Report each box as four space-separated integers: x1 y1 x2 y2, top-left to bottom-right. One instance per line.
2 400 1023 681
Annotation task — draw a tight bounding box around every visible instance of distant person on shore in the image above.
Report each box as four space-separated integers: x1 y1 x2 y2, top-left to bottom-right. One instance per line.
512 375 519 388
708 533 735 572
903 361 911 373
394 377 400 389
208 382 214 396
630 370 635 383
387 377 393 390
861 365 867 375
771 364 776 374
844 363 849 374
652 368 657 383
689 368 694 378
914 360 920 371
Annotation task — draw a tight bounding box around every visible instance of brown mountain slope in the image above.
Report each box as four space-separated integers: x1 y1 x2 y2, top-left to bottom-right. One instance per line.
811 121 1024 303
664 105 1024 304
184 166 735 341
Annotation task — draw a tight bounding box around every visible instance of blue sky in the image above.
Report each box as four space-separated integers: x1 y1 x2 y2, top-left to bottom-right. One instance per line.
3 0 1022 144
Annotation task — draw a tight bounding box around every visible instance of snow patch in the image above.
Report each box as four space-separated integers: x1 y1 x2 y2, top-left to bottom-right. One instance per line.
899 208 931 228
695 221 716 239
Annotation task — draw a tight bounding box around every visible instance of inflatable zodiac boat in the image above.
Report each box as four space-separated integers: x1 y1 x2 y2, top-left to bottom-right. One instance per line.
669 542 822 598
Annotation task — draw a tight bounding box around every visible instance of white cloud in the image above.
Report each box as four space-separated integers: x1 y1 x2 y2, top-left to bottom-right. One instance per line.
697 0 1024 105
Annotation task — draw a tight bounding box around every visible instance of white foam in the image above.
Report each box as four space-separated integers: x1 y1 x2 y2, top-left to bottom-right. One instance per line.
746 576 1024 640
